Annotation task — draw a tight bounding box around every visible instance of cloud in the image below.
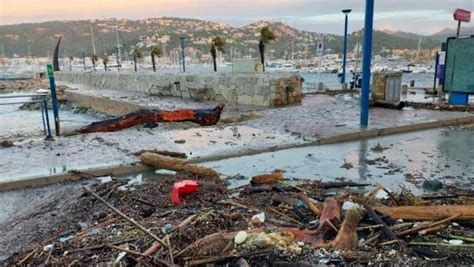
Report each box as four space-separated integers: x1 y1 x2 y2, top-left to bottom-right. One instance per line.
304 10 452 22
1 0 473 34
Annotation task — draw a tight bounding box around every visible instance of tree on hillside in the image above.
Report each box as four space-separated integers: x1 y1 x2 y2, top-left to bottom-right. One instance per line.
130 46 144 72
259 26 276 72
150 45 162 72
210 36 226 72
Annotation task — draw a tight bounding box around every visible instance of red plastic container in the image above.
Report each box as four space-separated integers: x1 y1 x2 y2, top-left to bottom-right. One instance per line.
171 180 198 205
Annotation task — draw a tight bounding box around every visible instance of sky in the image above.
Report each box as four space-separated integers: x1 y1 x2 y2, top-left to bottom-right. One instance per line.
1 0 473 35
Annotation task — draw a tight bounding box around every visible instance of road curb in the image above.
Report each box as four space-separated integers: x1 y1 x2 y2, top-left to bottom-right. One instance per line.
0 164 150 192
1 114 473 192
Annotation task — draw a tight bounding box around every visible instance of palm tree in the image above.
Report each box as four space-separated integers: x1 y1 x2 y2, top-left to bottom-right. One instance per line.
102 55 109 71
259 26 276 72
210 36 226 72
91 54 99 71
131 47 144 72
150 45 162 72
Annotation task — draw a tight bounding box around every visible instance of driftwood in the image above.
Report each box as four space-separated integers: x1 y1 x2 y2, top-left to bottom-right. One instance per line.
397 214 461 237
251 172 284 185
177 229 264 257
297 194 321 216
319 181 371 189
271 193 300 206
375 204 474 221
284 198 341 247
133 149 187 159
331 209 361 250
76 105 224 133
142 214 197 258
140 152 219 180
84 187 169 249
365 206 404 250
318 198 341 231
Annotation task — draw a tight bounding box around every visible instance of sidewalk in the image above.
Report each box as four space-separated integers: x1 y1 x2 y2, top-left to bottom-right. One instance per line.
1 90 473 188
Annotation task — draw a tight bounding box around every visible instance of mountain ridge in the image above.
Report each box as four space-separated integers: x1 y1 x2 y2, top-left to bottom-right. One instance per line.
0 17 442 58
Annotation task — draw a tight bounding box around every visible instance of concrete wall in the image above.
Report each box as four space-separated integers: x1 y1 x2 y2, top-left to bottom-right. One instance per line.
56 72 303 107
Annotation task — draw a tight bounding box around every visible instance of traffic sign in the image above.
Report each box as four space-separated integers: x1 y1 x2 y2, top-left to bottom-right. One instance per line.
454 8 471 22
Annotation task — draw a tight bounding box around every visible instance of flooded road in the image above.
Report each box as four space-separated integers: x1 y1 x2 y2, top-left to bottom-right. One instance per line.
202 125 474 193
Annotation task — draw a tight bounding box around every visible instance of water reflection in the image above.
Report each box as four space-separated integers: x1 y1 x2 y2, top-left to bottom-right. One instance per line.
358 139 369 180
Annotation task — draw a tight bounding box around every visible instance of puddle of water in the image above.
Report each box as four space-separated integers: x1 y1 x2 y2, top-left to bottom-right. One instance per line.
200 126 474 193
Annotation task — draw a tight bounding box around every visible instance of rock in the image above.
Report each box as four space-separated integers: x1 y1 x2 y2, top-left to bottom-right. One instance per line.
342 201 362 211
174 139 186 144
234 231 248 245
250 232 271 248
43 244 54 252
236 258 250 267
448 239 464 245
0 140 14 148
161 224 174 234
422 180 443 191
251 212 265 226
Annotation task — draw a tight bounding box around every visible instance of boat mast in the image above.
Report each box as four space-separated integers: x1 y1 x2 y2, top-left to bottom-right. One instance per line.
90 26 97 55
114 27 122 65
414 36 422 63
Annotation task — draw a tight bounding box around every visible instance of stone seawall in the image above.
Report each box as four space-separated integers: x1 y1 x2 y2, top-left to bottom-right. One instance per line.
56 72 303 107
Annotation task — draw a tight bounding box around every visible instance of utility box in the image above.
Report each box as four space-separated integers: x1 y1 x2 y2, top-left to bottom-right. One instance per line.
232 59 262 73
371 71 402 102
385 72 402 102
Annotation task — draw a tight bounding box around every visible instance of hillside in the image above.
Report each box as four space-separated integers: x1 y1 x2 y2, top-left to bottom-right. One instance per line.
0 17 442 59
431 26 474 41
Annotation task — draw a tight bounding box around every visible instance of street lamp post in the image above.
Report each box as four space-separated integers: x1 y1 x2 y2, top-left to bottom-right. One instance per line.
180 37 186 73
361 0 374 126
342 9 352 85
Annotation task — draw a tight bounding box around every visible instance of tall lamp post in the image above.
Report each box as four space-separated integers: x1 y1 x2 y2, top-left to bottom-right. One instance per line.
180 37 186 73
341 9 352 85
360 0 374 126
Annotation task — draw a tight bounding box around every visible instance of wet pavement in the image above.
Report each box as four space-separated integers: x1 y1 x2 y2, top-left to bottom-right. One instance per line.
203 125 474 194
0 91 473 185
0 92 99 139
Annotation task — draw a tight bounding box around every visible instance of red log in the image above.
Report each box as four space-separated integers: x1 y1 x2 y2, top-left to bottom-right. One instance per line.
76 104 224 134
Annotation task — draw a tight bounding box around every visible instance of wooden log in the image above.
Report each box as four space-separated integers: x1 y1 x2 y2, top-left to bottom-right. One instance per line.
397 214 461 237
140 152 219 180
251 172 284 185
133 149 187 159
76 104 224 133
375 204 474 221
319 181 371 189
272 193 300 206
331 209 361 250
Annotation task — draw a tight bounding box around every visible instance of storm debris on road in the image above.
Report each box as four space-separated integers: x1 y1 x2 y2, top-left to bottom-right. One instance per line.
7 171 474 266
74 104 225 134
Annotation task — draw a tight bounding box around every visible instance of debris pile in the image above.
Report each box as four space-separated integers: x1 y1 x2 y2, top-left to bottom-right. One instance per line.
8 162 474 265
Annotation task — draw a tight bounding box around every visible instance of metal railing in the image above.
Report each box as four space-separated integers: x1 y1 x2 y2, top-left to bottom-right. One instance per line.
0 94 52 140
